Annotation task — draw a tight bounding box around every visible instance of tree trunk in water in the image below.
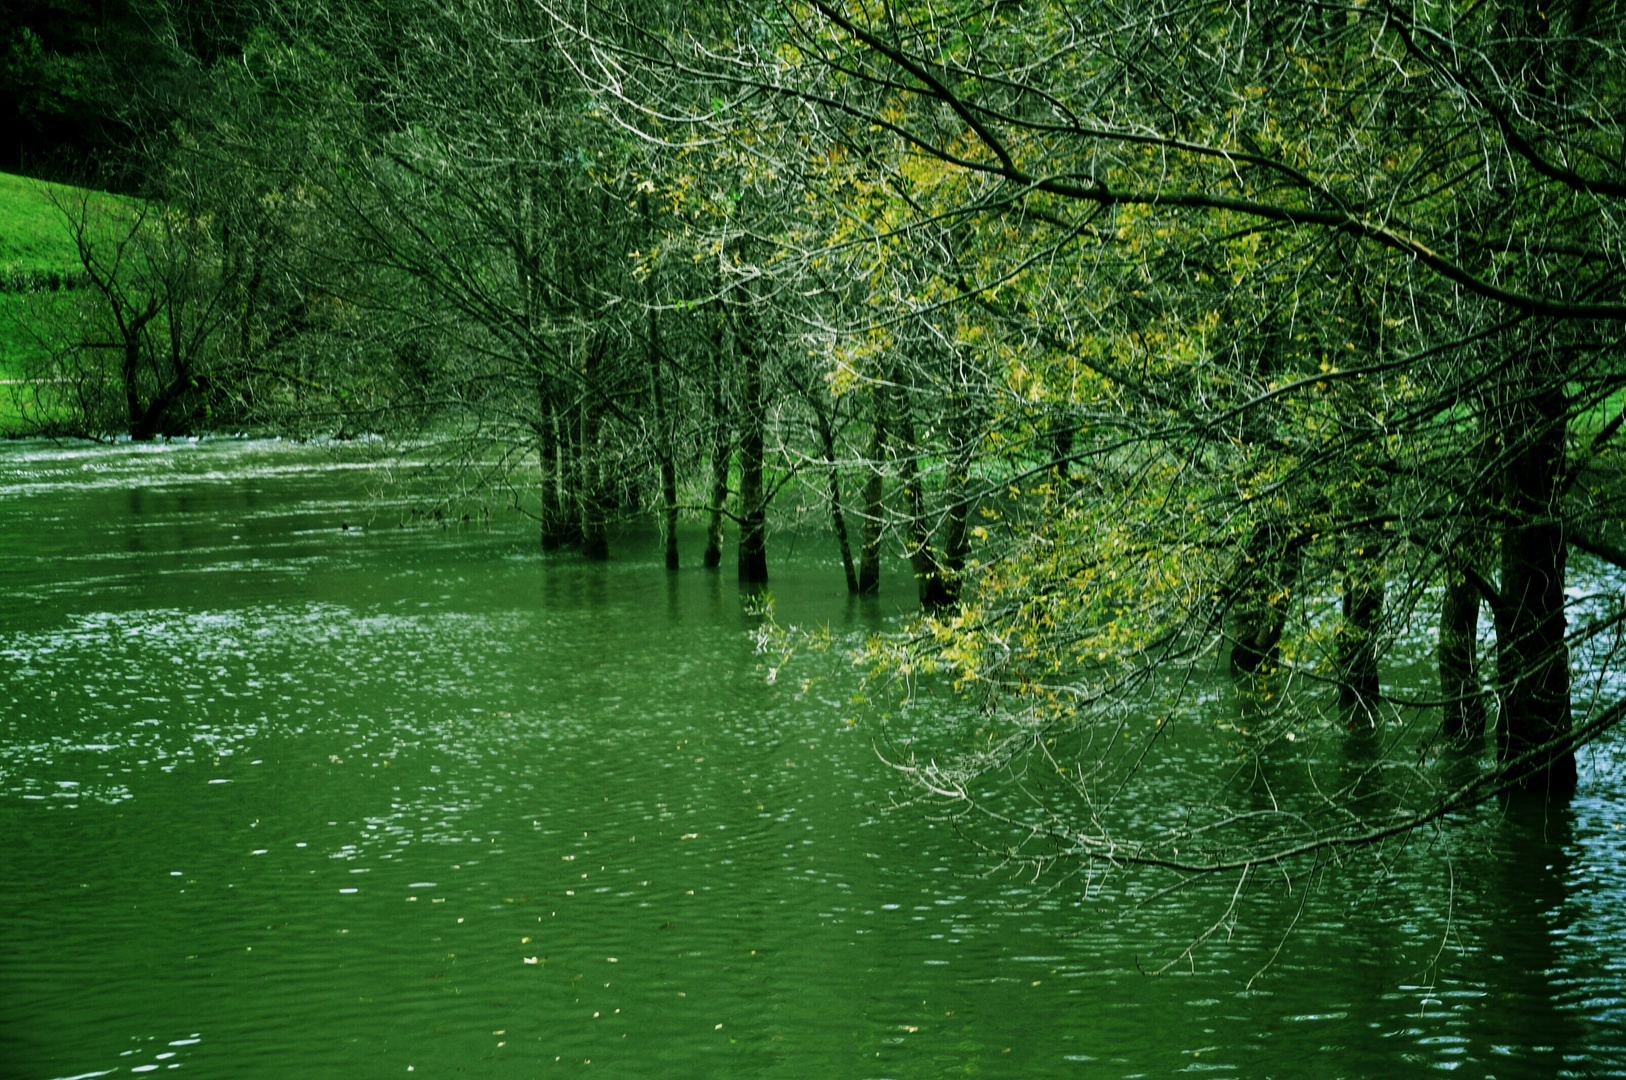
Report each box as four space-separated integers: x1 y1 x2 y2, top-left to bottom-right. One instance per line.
1230 331 1292 675
539 436 558 549
540 413 563 550
704 443 729 569
659 452 679 569
1438 540 1487 741
579 341 609 561
540 397 579 550
117 301 153 437
1498 375 1575 791
1336 509 1384 728
1329 261 1388 725
736 334 768 584
642 194 678 570
858 387 887 595
892 389 951 610
938 402 976 605
703 309 730 569
647 296 678 570
810 390 858 593
939 468 969 605
1230 523 1300 676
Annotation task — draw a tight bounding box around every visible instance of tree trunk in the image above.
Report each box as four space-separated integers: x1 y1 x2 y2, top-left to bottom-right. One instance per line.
736 329 768 584
579 339 609 561
539 431 563 550
810 388 859 593
642 193 679 570
131 362 196 442
1230 329 1293 675
540 406 558 550
1438 540 1487 741
522 171 573 552
540 397 577 550
939 401 976 604
703 309 730 569
1497 374 1575 790
858 387 887 595
892 388 951 610
1049 415 1074 489
1333 283 1386 727
704 442 729 569
121 303 153 439
658 446 679 569
646 301 678 568
1230 523 1300 676
1335 485 1385 728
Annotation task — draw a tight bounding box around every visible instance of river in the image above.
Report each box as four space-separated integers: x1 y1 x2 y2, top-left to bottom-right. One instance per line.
2 436 1624 1078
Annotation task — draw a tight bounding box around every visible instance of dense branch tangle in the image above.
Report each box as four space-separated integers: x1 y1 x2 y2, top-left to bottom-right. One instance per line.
683 0 1626 922
53 0 1626 964
788 0 1626 316
341 0 1626 881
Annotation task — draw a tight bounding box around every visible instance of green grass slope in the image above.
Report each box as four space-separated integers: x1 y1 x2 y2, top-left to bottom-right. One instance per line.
1 171 109 432
0 171 97 277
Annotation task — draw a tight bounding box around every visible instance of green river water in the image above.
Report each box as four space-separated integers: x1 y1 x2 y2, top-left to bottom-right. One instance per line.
2 437 1624 1079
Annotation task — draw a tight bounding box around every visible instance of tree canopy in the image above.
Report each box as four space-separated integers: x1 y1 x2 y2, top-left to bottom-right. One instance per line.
9 0 1626 948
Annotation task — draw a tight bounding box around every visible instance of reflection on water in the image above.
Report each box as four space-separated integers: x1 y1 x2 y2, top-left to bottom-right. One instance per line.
1 436 1624 1078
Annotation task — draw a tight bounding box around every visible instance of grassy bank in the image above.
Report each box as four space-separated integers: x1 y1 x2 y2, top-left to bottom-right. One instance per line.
0 171 102 433
0 171 98 279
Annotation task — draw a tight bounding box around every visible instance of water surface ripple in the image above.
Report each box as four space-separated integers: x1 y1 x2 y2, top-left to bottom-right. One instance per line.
2 437 1624 1078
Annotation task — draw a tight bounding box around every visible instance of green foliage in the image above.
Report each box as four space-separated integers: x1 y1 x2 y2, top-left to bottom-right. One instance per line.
3 0 264 185
667 0 1626 903
16 0 1620 940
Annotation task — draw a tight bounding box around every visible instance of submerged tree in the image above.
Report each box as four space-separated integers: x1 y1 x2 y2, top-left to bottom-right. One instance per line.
540 0 1626 959
27 0 1626 958
789 0 1625 863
